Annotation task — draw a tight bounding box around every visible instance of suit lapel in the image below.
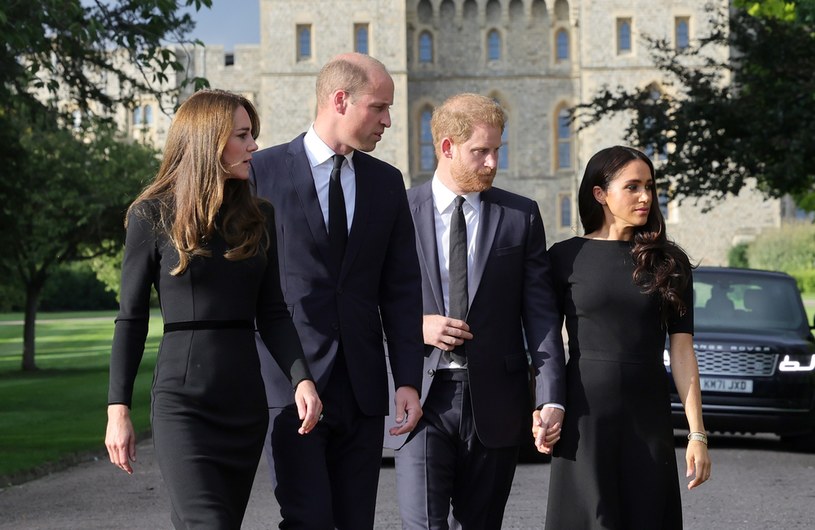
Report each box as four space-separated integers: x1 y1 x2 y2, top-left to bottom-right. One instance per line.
286 139 333 269
412 183 445 315
471 189 501 300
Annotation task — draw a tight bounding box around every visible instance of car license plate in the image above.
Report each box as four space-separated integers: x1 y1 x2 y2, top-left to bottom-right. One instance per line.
700 377 753 393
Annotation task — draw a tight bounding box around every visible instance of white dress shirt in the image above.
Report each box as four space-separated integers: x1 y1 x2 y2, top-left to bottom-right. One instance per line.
432 176 481 369
303 126 356 234
430 176 565 411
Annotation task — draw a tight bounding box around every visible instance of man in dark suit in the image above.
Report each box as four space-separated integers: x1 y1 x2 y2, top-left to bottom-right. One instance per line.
386 94 566 529
251 53 424 529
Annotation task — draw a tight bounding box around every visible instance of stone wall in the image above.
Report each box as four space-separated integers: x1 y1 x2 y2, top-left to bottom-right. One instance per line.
172 0 783 264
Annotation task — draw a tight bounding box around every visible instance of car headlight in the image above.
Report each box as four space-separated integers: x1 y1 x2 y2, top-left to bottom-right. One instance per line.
778 354 815 372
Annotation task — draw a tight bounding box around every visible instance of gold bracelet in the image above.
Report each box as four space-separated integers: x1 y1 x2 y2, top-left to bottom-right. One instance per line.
687 431 708 445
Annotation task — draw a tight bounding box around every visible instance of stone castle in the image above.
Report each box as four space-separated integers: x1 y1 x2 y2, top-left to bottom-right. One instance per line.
129 0 791 264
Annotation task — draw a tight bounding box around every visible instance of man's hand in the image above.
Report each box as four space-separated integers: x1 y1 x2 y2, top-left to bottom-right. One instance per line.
389 386 422 436
531 407 564 455
423 314 473 352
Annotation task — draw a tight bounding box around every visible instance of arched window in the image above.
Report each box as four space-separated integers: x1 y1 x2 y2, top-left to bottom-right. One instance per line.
643 86 668 162
617 18 632 54
557 108 572 169
440 0 455 20
143 105 153 125
556 29 569 61
133 107 142 125
499 122 509 170
554 0 569 21
509 0 524 22
419 31 433 63
297 25 312 61
559 194 572 228
486 0 501 22
658 191 670 219
417 0 433 24
675 17 689 49
355 24 369 54
463 0 477 20
419 107 435 171
487 29 501 61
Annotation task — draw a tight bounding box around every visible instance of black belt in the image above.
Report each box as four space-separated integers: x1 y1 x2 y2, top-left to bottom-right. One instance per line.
433 369 468 382
163 320 254 333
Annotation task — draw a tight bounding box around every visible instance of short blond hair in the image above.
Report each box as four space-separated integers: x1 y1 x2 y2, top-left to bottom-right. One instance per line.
431 94 506 157
316 53 389 105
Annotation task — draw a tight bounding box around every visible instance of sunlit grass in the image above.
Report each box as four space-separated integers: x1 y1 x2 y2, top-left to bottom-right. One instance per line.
803 293 815 327
0 310 162 482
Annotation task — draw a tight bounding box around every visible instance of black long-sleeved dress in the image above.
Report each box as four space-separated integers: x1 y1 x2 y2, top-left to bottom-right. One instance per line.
108 200 310 529
545 237 693 530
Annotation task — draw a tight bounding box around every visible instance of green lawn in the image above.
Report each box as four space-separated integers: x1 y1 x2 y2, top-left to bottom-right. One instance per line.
0 310 162 483
803 292 815 327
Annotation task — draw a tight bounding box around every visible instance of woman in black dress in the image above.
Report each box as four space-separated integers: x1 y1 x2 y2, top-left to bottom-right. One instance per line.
542 146 710 529
104 89 321 529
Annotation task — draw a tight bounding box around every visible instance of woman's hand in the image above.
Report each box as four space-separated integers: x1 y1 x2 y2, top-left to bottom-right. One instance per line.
105 404 136 474
294 380 322 435
685 440 711 489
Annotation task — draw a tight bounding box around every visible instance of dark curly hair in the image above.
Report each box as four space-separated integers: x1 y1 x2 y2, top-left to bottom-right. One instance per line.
578 146 693 317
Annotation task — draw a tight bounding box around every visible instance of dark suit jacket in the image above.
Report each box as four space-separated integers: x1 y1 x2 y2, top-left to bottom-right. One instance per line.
251 133 424 416
385 181 565 449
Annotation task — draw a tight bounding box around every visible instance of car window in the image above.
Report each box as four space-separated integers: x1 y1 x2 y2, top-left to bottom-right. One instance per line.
694 272 806 331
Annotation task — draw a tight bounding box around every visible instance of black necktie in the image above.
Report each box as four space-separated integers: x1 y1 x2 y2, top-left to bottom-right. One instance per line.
329 154 347 269
448 196 468 365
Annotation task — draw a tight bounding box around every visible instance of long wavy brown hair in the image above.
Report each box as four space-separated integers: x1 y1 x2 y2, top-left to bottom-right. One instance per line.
128 89 267 275
578 146 693 317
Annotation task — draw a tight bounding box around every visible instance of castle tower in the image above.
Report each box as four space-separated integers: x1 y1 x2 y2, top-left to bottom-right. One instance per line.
178 0 783 264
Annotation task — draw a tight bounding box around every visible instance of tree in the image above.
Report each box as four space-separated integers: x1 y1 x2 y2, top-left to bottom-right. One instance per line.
0 0 211 114
575 1 815 206
0 1 212 370
0 103 159 370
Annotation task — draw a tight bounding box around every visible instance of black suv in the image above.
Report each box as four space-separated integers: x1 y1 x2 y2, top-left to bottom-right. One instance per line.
666 267 815 449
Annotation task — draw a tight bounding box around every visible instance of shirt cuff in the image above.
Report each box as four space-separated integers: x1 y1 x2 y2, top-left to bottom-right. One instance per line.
541 403 565 412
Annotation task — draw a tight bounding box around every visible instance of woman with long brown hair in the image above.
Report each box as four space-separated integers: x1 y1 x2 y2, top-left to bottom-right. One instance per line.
104 89 321 529
542 146 710 529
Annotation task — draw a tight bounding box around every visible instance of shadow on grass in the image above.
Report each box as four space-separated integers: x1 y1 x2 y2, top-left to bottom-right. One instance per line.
0 360 156 486
0 428 154 488
0 365 109 381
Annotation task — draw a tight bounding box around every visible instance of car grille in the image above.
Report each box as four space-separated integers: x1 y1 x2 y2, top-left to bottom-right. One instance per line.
695 349 778 377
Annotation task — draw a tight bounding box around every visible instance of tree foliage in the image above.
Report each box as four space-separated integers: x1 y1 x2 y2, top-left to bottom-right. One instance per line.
745 223 815 272
0 1 212 369
0 103 159 369
575 1 815 206
0 0 211 114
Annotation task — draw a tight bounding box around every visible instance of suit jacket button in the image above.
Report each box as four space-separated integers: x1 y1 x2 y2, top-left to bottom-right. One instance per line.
336 287 343 295
332 323 339 330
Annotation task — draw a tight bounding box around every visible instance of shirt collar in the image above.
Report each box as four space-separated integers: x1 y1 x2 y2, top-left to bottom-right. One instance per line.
304 125 355 170
431 174 481 215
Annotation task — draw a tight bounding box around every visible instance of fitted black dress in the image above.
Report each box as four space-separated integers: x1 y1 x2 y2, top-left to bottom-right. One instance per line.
545 237 693 530
108 200 310 529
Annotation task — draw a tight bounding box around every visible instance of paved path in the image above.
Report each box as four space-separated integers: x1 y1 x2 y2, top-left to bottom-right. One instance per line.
0 439 548 529
3 434 815 529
